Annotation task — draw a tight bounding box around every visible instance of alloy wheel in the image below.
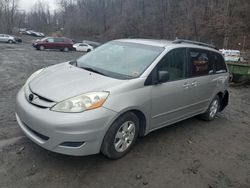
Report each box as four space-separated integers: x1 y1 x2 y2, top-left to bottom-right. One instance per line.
209 99 219 118
114 121 136 152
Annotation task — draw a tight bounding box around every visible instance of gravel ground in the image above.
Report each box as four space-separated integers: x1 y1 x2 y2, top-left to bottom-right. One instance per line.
0 37 250 188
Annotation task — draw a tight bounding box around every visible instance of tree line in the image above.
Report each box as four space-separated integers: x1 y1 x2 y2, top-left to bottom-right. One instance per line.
0 0 249 49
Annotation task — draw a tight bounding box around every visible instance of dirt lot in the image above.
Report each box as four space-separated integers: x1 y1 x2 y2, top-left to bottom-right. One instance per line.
0 37 250 188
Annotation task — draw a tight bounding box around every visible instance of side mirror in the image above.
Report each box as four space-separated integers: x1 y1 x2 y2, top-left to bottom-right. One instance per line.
45 40 48 43
157 70 169 83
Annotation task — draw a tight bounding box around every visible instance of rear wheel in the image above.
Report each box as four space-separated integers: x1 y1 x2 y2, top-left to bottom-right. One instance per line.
101 112 139 159
200 95 220 121
63 47 69 52
87 49 91 52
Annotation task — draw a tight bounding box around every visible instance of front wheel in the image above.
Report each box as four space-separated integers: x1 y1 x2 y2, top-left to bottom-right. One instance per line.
39 45 45 51
8 40 14 44
101 112 139 159
200 95 220 121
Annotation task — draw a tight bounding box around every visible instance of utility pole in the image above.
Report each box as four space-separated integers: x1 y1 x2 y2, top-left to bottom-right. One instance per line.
223 0 230 49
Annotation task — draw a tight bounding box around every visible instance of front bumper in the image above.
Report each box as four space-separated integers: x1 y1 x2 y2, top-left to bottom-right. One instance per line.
15 88 117 156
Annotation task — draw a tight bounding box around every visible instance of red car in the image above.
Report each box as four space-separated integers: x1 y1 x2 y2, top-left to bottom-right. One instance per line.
33 37 74 51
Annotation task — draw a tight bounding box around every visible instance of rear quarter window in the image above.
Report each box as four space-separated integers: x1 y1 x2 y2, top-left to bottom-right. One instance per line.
213 52 227 73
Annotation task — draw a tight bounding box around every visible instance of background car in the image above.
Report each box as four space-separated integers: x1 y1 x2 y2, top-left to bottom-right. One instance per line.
0 34 17 43
13 36 22 43
25 30 45 37
219 49 243 62
33 37 74 51
73 43 94 52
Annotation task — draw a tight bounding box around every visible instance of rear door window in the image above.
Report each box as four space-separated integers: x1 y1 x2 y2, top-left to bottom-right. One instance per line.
157 48 187 81
54 38 64 43
188 48 213 77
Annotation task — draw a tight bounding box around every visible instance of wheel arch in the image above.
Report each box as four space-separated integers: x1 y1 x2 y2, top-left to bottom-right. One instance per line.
129 109 147 137
106 108 148 138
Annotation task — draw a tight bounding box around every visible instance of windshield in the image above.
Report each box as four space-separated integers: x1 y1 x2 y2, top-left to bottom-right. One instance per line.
41 38 48 41
76 41 164 79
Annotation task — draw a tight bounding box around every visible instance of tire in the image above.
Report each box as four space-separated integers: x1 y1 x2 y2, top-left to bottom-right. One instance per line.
101 112 139 159
200 95 220 121
39 45 45 51
63 47 69 52
87 49 91 52
8 40 14 44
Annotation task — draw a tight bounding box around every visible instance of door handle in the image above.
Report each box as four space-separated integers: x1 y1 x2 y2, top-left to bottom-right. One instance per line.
183 82 190 89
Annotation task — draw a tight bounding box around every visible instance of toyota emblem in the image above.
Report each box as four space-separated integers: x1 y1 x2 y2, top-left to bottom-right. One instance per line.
29 94 34 101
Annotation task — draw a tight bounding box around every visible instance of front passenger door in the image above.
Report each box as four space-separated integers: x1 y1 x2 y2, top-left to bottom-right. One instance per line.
79 44 88 51
46 38 55 49
151 48 198 130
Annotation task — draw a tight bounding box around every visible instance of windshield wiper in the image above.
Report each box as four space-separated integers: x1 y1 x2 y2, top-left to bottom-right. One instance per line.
80 66 106 76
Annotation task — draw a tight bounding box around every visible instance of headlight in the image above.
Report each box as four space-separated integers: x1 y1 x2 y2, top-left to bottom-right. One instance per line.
51 92 109 113
25 68 44 86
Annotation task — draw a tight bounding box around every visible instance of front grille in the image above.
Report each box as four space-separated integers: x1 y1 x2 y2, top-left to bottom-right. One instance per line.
33 92 54 103
25 87 56 108
30 103 48 109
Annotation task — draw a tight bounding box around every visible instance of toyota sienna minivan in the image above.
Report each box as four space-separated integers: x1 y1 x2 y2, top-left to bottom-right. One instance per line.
16 39 229 159
33 37 74 51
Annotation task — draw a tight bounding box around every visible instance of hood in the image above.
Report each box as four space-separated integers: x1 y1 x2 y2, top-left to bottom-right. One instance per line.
32 39 41 44
29 63 125 102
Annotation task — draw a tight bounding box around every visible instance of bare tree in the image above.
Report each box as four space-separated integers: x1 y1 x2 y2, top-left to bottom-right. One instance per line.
1 0 249 49
0 0 19 33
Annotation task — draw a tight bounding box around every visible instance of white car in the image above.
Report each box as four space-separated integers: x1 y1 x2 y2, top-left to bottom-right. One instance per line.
0 34 16 43
25 30 45 37
73 43 94 52
219 49 242 62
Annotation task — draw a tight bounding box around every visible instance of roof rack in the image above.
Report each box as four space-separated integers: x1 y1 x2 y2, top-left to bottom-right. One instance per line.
173 39 216 49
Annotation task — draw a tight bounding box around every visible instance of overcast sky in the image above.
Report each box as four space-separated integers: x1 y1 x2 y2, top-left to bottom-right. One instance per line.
19 0 57 12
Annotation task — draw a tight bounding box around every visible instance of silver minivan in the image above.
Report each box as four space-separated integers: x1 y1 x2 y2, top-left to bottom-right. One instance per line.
16 39 229 159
